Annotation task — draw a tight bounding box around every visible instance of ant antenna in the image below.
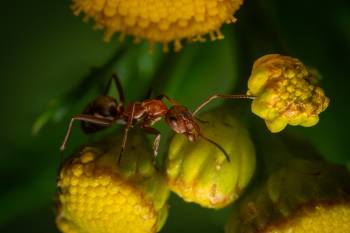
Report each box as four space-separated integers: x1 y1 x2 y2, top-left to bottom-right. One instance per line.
199 133 231 162
192 94 256 116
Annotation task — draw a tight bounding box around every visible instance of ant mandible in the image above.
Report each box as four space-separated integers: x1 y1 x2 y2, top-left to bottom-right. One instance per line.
60 74 255 164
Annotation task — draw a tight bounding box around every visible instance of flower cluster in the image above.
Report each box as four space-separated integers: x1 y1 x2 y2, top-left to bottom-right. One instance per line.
56 108 256 233
55 52 334 231
247 54 330 132
72 0 243 50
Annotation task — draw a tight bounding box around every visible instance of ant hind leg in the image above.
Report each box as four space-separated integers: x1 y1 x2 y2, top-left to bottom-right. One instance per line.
60 114 113 153
104 74 126 106
59 114 113 171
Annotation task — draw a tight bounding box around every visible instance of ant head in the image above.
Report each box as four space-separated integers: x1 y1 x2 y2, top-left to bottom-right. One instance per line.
165 105 200 141
166 105 231 162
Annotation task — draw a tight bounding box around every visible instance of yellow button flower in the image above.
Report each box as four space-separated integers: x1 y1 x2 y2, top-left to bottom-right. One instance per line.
166 108 256 209
247 54 330 133
72 0 244 51
56 131 169 233
226 158 350 233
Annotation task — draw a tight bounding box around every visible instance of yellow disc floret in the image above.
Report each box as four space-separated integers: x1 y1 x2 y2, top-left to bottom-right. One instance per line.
72 0 244 50
56 132 169 233
226 158 350 233
247 54 330 132
166 108 256 208
265 201 350 233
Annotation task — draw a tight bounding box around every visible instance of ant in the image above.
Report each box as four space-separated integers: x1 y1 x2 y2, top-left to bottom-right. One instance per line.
60 74 255 165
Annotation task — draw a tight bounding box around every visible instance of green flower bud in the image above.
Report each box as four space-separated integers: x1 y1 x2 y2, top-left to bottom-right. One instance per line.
165 108 256 208
247 54 330 132
56 131 169 233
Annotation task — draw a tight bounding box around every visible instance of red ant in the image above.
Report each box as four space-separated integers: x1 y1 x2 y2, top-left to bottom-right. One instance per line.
60 74 254 164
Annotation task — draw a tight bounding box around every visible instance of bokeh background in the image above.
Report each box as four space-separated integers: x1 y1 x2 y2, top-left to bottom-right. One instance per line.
0 0 349 232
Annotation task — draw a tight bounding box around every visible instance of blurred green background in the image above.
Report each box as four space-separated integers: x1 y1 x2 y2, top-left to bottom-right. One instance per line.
0 0 349 232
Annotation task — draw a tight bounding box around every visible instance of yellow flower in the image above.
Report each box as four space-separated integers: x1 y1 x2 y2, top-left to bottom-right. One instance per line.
72 0 244 51
166 108 256 209
56 132 169 233
226 158 350 233
247 54 330 133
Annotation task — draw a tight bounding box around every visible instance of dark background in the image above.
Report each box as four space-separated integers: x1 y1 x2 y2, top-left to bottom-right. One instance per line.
0 0 349 232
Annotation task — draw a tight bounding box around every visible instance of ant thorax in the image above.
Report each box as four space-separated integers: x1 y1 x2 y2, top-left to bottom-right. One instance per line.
141 99 168 118
123 99 168 124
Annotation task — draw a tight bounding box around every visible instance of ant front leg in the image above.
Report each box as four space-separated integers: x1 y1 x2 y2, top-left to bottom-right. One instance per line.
192 94 256 116
119 103 136 165
141 125 161 166
60 114 113 153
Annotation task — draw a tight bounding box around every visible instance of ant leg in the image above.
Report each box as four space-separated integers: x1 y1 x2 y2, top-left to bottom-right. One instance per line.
60 114 113 153
156 94 179 106
112 74 125 105
141 125 161 166
119 103 136 164
199 133 231 162
104 74 125 105
192 94 256 116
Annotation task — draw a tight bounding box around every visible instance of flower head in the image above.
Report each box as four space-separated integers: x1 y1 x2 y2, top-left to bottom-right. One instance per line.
72 0 243 51
165 108 256 209
56 132 169 233
226 158 350 233
247 54 330 133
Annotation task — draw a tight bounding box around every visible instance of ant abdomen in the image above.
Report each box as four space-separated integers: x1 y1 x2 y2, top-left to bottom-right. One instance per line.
81 96 121 134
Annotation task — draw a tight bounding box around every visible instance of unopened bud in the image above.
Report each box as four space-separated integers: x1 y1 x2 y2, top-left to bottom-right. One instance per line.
165 108 256 208
247 54 330 132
